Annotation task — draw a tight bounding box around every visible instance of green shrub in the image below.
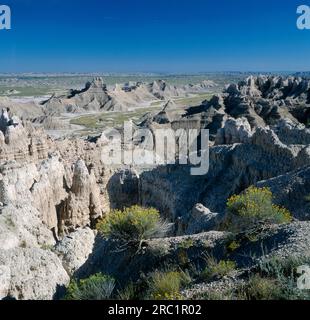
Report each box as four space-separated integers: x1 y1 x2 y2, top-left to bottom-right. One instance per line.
224 186 292 232
237 255 310 300
178 238 194 250
226 240 241 252
237 275 282 300
202 256 236 281
117 282 137 300
147 270 191 300
96 205 171 246
257 255 310 300
65 273 115 300
199 255 310 300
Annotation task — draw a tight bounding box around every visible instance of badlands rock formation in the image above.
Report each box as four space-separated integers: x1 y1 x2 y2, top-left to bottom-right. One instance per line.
0 111 109 299
0 75 309 299
0 96 44 120
43 77 127 113
41 77 211 115
0 78 218 132
183 80 217 93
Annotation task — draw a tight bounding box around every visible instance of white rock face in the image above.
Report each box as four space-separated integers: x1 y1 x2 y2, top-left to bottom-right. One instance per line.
0 248 69 300
55 227 96 276
0 162 39 206
31 156 67 230
0 204 55 248
215 117 252 145
273 118 310 145
0 265 11 299
185 203 225 234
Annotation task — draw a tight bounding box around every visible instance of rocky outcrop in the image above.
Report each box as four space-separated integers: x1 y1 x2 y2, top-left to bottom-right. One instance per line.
139 94 227 141
57 160 105 235
42 77 201 115
107 168 140 210
183 80 217 93
257 166 310 220
43 77 127 113
0 110 112 237
152 100 182 124
0 97 44 120
223 75 309 127
0 109 51 162
215 117 252 145
144 80 186 100
184 204 225 235
55 227 96 276
0 247 69 300
142 76 310 142
272 118 310 145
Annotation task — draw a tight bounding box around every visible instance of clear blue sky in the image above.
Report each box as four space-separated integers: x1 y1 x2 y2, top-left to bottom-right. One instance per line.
0 0 310 73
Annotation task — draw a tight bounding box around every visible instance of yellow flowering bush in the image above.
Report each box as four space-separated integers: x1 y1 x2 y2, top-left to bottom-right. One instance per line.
96 205 171 244
225 186 291 232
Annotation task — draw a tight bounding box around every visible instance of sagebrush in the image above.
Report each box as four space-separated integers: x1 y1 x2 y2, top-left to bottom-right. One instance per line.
224 186 291 232
96 205 171 246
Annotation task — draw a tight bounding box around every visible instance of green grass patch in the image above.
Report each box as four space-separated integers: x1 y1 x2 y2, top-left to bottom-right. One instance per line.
202 256 236 281
174 93 213 106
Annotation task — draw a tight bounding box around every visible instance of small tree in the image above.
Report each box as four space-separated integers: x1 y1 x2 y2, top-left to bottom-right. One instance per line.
224 186 291 232
96 205 171 248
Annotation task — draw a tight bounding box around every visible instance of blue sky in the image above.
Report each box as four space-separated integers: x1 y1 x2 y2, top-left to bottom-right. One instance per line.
0 0 310 73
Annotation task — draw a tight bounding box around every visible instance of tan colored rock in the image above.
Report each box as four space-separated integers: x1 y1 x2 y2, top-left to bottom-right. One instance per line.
57 159 105 235
31 156 67 229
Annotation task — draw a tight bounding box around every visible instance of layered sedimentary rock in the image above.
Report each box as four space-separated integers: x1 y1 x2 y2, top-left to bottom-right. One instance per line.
223 75 309 127
142 76 310 140
214 117 253 145
42 77 206 114
183 80 217 93
0 75 309 299
114 76 310 230
0 109 51 162
0 97 44 120
56 159 104 234
43 77 127 113
0 111 109 299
